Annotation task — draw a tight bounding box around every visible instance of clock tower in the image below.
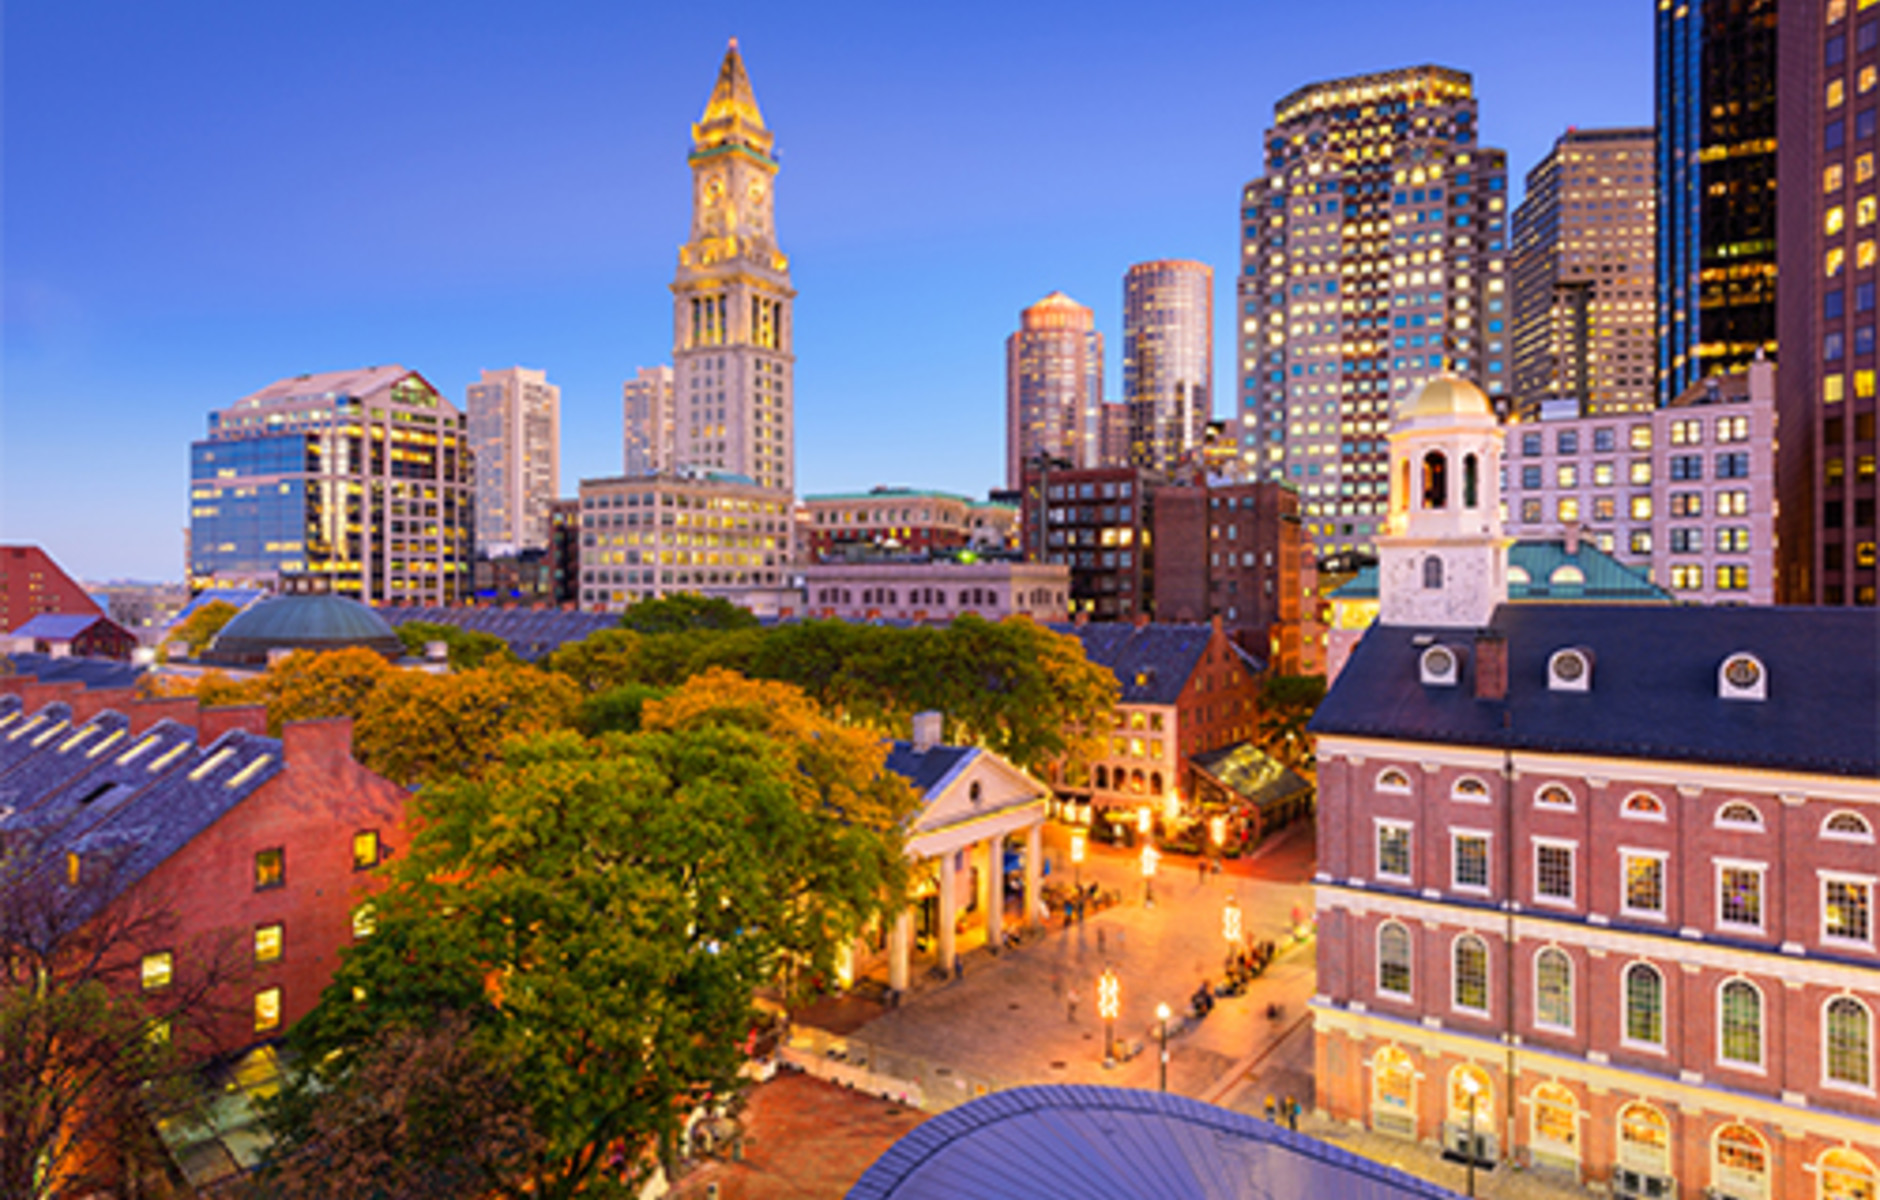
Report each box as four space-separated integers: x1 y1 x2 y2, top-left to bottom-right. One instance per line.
671 39 795 493
1375 375 1508 628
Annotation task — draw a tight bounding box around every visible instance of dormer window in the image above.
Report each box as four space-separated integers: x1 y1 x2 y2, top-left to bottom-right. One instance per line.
1548 565 1586 587
1419 643 1459 686
1547 648 1592 692
1719 653 1767 701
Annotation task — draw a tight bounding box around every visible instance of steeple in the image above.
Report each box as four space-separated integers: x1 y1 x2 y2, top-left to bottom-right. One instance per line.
692 38 773 159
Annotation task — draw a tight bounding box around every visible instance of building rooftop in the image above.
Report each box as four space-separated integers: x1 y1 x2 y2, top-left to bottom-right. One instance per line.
1188 743 1313 813
6 653 144 691
1329 539 1671 603
883 742 975 797
7 613 116 641
1051 623 1262 706
204 593 404 665
380 606 617 662
1311 604 1880 778
849 1084 1457 1200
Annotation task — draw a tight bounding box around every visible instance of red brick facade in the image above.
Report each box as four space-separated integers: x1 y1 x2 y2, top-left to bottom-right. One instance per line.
1313 737 1880 1197
0 544 101 633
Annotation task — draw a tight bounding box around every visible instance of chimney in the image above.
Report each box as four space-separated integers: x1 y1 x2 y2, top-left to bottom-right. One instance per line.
1474 631 1508 702
911 711 943 753
1132 610 1150 630
1563 520 1582 557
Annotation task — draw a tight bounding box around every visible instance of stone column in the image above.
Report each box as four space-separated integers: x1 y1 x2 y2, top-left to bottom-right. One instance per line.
938 850 958 973
888 908 912 992
1025 821 1043 930
984 835 1003 950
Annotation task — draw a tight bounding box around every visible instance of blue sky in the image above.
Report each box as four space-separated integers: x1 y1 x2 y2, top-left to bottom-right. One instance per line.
2 0 1650 581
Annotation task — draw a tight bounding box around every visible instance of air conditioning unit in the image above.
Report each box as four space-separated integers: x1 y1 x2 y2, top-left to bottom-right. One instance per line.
1611 1167 1675 1198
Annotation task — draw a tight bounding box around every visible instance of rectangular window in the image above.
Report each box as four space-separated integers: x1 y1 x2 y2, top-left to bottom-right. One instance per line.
1593 461 1616 486
1556 497 1580 522
254 847 284 891
1672 491 1704 517
255 987 282 1033
1535 841 1575 905
1522 465 1542 489
1593 427 1617 452
1556 464 1579 488
1825 875 1875 946
1557 430 1579 455
140 951 173 992
1377 822 1412 882
1622 852 1667 917
1522 432 1543 457
1719 863 1766 931
1630 459 1653 485
1717 489 1751 516
1716 452 1752 479
255 923 283 964
1630 496 1654 520
1453 833 1489 892
353 830 381 871
1593 495 1616 521
1521 499 1542 523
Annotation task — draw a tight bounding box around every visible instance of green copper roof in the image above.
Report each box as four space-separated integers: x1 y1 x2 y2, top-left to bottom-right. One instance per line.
1329 539 1673 603
803 489 980 505
204 593 404 664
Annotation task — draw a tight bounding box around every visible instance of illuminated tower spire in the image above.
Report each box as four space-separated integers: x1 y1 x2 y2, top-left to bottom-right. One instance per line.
692 38 773 157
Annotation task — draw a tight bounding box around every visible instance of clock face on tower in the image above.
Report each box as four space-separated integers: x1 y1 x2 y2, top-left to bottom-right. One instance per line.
747 177 768 207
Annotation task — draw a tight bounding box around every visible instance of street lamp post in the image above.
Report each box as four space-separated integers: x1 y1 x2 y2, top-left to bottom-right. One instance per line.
1156 1002 1171 1092
1460 1071 1481 1199
1070 830 1085 894
1098 967 1119 1066
1140 843 1159 908
1223 893 1242 950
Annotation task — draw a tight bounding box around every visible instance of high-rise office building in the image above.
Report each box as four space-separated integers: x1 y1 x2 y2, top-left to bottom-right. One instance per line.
1657 0 1779 405
1510 128 1656 418
1239 66 1510 561
1005 292 1104 489
1124 260 1213 470
189 366 472 603
623 365 677 476
467 366 560 554
671 39 795 493
1778 0 1878 606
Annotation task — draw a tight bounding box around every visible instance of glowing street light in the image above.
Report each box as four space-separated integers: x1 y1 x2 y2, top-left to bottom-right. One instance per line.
1460 1070 1482 1198
1209 814 1227 849
1223 893 1243 947
1136 804 1152 837
1098 967 1120 1065
1069 830 1086 892
1141 842 1159 908
1156 1002 1172 1092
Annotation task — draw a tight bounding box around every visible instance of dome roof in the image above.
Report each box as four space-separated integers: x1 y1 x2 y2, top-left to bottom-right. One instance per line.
204 593 404 665
1403 374 1493 421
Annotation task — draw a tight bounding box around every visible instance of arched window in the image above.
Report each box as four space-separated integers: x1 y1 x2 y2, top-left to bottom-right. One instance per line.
1094 765 1109 790
1712 1124 1769 1200
969 781 984 806
1535 784 1575 810
1530 1082 1577 1153
1825 811 1876 843
1453 935 1489 1013
1716 801 1764 830
1624 962 1665 1046
1827 996 1874 1088
1617 1102 1670 1176
1422 555 1444 589
1452 776 1490 802
1535 947 1573 1031
1397 459 1411 512
1447 1063 1492 1124
1149 772 1163 795
1377 921 1412 997
1422 450 1449 509
1623 791 1666 820
1372 1046 1416 1135
1719 979 1763 1067
1819 1148 1879 1200
1129 769 1145 793
1463 453 1480 508
1376 768 1412 794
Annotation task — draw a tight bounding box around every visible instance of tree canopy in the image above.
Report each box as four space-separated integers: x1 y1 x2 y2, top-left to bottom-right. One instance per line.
165 600 240 660
618 593 761 635
394 620 518 671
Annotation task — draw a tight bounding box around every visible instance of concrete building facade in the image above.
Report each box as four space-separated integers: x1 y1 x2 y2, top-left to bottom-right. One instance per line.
1510 128 1656 419
1239 66 1511 562
1124 260 1213 471
798 488 1016 561
189 366 472 604
576 472 791 613
671 40 795 493
1005 292 1104 490
799 559 1069 624
467 366 560 555
622 365 677 478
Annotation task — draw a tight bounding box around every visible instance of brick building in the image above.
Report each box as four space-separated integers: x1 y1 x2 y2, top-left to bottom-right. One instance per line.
5 612 140 661
1309 375 1880 1198
798 488 1016 561
0 544 102 633
800 558 1067 624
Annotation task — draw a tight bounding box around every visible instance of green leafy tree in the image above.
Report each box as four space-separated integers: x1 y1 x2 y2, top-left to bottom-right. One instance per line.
574 683 667 737
394 621 518 671
352 663 579 787
618 593 760 634
541 628 645 694
277 674 914 1199
1257 673 1327 774
165 600 241 660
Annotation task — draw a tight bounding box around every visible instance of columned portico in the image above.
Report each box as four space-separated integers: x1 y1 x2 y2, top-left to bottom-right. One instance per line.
888 909 912 992
1025 823 1043 929
938 849 959 974
983 836 1003 950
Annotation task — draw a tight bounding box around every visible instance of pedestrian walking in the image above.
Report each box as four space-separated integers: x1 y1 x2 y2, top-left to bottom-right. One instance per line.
1067 988 1078 1023
953 957 964 982
1198 857 1207 884
1286 1096 1299 1131
1264 1095 1277 1123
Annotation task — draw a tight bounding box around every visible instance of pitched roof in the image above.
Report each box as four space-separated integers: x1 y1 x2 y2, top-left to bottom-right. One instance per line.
883 742 975 797
6 652 144 690
1189 743 1313 811
227 365 415 412
1310 604 1880 777
1329 539 1671 602
7 612 112 641
849 1084 1456 1200
1050 623 1253 705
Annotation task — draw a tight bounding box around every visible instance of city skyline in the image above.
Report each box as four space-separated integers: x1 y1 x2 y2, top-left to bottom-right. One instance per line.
3 0 1650 580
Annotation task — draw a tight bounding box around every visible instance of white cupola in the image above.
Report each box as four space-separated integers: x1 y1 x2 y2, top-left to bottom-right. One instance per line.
1376 375 1508 628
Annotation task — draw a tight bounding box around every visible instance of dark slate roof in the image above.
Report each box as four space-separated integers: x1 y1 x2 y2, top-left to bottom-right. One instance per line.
847 1084 1457 1200
1189 742 1313 811
884 742 975 796
7 613 112 640
1311 604 1880 778
1330 539 1672 602
7 652 145 690
1047 623 1228 705
0 695 284 928
381 606 618 662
